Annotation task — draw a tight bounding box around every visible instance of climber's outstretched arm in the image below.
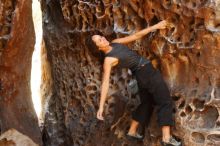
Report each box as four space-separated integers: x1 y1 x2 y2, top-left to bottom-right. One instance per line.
112 20 168 44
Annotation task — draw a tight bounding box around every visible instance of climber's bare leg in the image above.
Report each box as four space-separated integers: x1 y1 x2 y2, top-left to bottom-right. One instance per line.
162 126 171 142
128 119 139 135
161 126 181 145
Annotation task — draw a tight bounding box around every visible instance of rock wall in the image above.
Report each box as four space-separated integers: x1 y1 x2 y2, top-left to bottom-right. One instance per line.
0 129 39 146
0 0 42 145
41 0 220 146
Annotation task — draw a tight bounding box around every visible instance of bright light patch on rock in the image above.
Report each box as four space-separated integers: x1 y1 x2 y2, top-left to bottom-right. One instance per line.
31 0 43 122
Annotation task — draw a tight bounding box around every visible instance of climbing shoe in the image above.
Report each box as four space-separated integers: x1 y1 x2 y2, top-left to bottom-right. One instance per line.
161 136 182 146
126 133 144 141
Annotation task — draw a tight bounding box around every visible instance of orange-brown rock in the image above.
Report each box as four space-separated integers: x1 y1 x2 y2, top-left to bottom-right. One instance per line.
0 129 39 146
41 0 220 146
1 0 220 146
0 0 42 145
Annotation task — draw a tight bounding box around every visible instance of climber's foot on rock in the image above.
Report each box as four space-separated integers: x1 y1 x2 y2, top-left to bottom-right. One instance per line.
161 136 182 146
126 133 144 141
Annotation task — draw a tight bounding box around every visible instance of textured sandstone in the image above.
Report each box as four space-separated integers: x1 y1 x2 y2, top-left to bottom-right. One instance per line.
42 0 220 146
41 0 220 146
0 129 39 146
0 0 42 145
0 0 14 56
0 0 220 146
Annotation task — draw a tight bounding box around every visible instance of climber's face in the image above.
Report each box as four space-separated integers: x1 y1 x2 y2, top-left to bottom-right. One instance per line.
92 35 110 50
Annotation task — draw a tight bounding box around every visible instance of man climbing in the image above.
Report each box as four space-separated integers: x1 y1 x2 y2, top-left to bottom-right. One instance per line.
90 20 182 146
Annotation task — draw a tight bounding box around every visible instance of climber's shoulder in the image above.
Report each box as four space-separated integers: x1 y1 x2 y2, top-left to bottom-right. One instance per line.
104 57 119 67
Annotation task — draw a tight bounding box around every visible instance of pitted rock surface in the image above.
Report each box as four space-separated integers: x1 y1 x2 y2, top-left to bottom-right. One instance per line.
0 0 15 55
40 0 220 146
0 0 220 146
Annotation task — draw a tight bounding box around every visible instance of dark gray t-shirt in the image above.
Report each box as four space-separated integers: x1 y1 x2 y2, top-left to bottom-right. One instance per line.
105 43 150 72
